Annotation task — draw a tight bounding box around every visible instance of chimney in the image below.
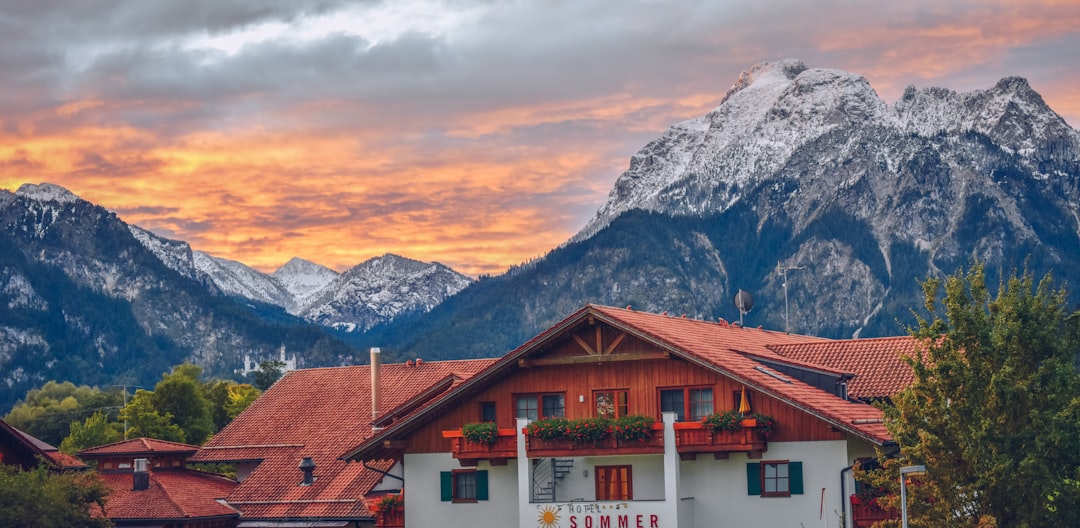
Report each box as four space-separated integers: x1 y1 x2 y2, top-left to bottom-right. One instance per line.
133 458 149 491
370 347 381 421
299 457 316 486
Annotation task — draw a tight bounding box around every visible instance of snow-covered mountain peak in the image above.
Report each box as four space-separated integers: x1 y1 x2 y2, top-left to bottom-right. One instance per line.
271 257 339 305
15 183 83 204
719 59 807 106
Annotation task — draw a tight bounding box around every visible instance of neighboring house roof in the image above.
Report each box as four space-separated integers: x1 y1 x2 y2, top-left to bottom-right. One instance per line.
79 437 199 458
191 360 496 522
0 418 88 471
77 436 239 524
343 305 901 461
95 470 239 522
769 336 917 400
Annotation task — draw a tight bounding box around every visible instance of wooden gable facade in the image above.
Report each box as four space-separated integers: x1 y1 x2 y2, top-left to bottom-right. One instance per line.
401 314 844 455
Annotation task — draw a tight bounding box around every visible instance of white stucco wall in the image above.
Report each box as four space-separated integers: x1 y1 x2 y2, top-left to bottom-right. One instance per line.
678 440 850 528
404 452 520 528
553 454 667 502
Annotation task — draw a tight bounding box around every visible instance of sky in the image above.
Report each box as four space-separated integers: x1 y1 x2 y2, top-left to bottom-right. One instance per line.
1 1 1077 276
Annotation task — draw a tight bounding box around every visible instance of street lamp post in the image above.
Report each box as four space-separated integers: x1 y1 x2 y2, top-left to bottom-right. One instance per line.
899 465 926 528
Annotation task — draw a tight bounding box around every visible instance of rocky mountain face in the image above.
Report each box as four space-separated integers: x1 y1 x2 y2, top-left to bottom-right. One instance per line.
0 184 354 411
299 254 473 333
360 60 1080 360
131 228 470 333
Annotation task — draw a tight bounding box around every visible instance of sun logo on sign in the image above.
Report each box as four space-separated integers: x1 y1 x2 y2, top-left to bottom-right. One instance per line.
537 505 560 528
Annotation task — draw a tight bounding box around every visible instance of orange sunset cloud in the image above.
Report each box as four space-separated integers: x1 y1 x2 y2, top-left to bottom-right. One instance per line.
1 1 1077 277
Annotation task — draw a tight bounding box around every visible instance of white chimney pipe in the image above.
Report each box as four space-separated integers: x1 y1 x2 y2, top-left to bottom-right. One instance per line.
370 347 381 421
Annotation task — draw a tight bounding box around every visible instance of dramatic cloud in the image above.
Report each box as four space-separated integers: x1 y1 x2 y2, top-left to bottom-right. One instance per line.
1 0 1077 275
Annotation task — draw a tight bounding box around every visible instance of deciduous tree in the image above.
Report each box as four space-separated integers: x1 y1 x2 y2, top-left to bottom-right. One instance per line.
0 464 112 528
59 411 121 454
864 266 1080 527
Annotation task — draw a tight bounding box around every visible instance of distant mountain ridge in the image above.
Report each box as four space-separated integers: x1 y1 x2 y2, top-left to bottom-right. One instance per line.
354 59 1080 360
130 227 472 332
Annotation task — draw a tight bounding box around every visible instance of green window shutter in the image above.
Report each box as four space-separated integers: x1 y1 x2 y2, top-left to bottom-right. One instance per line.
440 471 453 501
746 462 761 495
476 470 489 500
789 462 803 495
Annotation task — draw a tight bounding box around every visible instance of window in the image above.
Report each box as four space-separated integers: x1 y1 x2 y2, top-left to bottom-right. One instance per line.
515 393 565 420
479 401 496 422
595 465 633 501
746 461 803 497
440 469 489 502
659 387 714 421
594 390 629 418
733 390 750 412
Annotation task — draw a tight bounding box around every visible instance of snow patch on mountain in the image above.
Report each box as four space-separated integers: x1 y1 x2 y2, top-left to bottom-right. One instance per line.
15 183 82 204
299 253 473 332
271 257 339 307
193 251 294 309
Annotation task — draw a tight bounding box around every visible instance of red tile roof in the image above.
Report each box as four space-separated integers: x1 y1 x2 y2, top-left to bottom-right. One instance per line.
769 336 917 399
344 305 901 460
588 306 893 443
79 437 199 458
0 418 89 470
97 469 238 521
192 360 495 521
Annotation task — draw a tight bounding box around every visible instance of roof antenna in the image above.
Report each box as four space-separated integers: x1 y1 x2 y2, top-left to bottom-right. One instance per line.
776 261 806 334
734 289 753 327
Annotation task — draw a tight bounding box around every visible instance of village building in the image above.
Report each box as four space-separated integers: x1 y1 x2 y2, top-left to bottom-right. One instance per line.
78 437 240 528
191 357 496 528
0 417 87 471
339 304 914 528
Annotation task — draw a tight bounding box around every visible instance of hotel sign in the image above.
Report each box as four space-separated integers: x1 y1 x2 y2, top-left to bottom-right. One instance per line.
535 501 666 528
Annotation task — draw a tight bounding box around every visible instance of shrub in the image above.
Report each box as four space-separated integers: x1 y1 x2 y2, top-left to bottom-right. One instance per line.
461 421 498 445
612 414 655 442
565 417 612 444
375 494 403 512
751 413 775 438
702 410 744 432
526 417 571 440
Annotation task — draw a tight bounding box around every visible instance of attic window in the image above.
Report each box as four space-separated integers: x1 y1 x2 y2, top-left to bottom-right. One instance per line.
754 366 792 384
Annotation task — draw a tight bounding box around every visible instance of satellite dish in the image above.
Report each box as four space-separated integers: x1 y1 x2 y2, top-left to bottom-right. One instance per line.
734 289 753 315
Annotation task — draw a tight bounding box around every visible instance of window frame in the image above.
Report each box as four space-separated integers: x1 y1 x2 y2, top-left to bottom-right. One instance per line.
747 461 803 498
479 401 496 422
760 460 791 497
594 464 634 501
659 386 714 421
514 392 566 420
452 469 478 503
593 389 629 419
440 469 489 503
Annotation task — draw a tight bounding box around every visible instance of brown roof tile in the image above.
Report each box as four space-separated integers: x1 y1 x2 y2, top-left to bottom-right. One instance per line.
193 359 494 521
769 336 917 399
97 469 238 521
79 437 199 458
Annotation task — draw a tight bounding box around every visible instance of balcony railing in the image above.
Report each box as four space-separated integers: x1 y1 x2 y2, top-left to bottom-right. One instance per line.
849 496 899 528
376 508 404 528
442 428 518 464
673 420 767 459
525 422 665 458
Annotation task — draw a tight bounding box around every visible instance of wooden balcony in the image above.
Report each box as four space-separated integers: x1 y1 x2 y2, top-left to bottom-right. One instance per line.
376 508 404 528
525 422 665 458
850 496 899 528
442 428 518 466
673 420 767 460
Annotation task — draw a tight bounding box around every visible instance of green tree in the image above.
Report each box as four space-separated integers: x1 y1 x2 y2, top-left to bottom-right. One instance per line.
59 411 122 454
120 390 185 443
252 360 286 391
152 366 214 444
3 382 123 447
225 383 261 419
867 266 1080 527
0 464 112 528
